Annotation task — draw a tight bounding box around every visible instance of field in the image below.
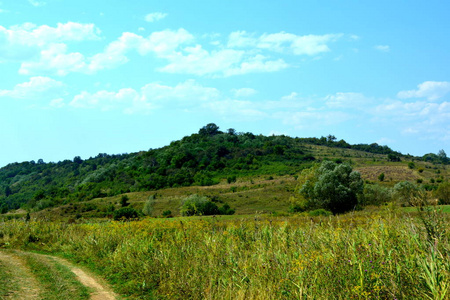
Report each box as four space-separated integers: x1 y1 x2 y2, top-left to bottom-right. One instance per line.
1 206 449 299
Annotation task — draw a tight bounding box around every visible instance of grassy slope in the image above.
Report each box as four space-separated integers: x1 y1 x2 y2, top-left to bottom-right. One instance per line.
25 144 448 220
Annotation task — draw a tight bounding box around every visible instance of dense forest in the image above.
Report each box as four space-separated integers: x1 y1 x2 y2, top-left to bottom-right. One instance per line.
0 123 447 213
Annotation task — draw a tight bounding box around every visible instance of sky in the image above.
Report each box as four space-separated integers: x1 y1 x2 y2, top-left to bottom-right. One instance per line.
0 0 449 167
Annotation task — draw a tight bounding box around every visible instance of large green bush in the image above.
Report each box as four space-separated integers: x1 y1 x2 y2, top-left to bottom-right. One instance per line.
113 207 139 221
180 195 235 216
297 161 364 214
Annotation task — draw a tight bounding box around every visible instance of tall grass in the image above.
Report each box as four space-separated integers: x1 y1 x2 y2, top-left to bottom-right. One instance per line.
0 209 449 299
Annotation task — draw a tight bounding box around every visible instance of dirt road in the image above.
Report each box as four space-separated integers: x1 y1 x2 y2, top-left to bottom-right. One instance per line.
0 250 117 300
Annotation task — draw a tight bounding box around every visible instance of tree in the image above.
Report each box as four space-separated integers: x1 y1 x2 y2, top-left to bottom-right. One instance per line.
435 182 450 205
199 123 221 136
5 186 11 197
142 195 155 216
113 207 138 221
437 149 448 164
298 161 364 214
393 181 419 206
121 195 130 207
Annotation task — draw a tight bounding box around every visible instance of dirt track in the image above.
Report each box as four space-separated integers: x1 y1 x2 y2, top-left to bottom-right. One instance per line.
0 250 117 300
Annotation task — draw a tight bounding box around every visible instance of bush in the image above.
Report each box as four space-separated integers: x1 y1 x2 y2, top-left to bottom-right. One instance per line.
435 182 450 205
142 195 155 216
297 161 364 214
227 175 237 184
181 195 218 216
162 210 173 218
393 181 419 206
308 209 332 217
361 184 392 206
121 195 130 207
180 195 235 216
218 204 235 215
113 207 139 221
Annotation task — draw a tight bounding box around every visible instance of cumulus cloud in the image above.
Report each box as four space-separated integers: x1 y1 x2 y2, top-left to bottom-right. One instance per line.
375 45 390 52
0 22 101 66
228 31 342 55
232 88 257 98
29 0 46 7
202 99 267 121
0 76 65 100
397 81 450 101
68 80 220 113
145 12 167 22
325 92 371 108
2 23 344 77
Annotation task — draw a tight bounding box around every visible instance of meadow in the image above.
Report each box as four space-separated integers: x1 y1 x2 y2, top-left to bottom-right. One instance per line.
1 206 449 299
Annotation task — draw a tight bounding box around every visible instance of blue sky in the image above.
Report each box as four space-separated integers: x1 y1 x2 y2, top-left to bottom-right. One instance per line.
1 0 449 167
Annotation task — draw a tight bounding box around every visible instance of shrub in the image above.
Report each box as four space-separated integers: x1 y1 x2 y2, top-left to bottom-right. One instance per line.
142 195 155 216
435 182 450 205
180 195 218 216
113 207 139 221
120 195 130 207
297 161 364 214
162 210 173 218
361 184 392 206
218 204 235 215
227 175 237 184
393 181 419 206
378 173 385 182
408 162 415 169
180 195 235 216
308 209 332 217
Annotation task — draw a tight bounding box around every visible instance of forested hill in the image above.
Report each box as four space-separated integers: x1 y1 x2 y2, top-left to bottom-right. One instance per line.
0 123 446 213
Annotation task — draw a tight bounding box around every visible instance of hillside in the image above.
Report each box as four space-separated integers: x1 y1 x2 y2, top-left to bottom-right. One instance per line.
0 123 448 219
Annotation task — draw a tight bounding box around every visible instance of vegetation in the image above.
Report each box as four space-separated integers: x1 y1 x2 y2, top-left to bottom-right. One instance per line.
0 124 449 298
294 161 363 214
1 123 447 217
0 209 449 299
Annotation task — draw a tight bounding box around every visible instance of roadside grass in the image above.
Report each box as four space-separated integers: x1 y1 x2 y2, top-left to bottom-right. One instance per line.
20 252 90 300
1 208 449 299
0 259 19 298
403 205 450 213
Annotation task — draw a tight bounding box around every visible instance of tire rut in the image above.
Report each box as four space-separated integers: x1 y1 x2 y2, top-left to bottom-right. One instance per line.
47 256 117 300
0 250 117 300
0 251 41 300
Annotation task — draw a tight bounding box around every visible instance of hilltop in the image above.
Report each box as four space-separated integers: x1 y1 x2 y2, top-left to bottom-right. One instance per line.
0 123 448 219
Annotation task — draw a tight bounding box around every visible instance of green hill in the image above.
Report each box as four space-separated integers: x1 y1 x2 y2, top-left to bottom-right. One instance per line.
0 123 448 219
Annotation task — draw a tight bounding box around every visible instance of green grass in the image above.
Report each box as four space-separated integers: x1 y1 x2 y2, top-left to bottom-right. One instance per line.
1 208 449 299
403 205 450 213
0 259 19 298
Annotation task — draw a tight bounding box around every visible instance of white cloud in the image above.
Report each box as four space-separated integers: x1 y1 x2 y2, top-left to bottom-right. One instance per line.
19 43 88 76
325 92 371 108
88 29 194 73
145 12 167 22
202 99 267 121
0 22 101 63
228 31 342 55
0 76 65 99
274 111 351 129
49 98 65 108
375 45 390 52
29 0 46 7
69 80 220 113
232 88 257 98
397 81 450 101
70 88 140 110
